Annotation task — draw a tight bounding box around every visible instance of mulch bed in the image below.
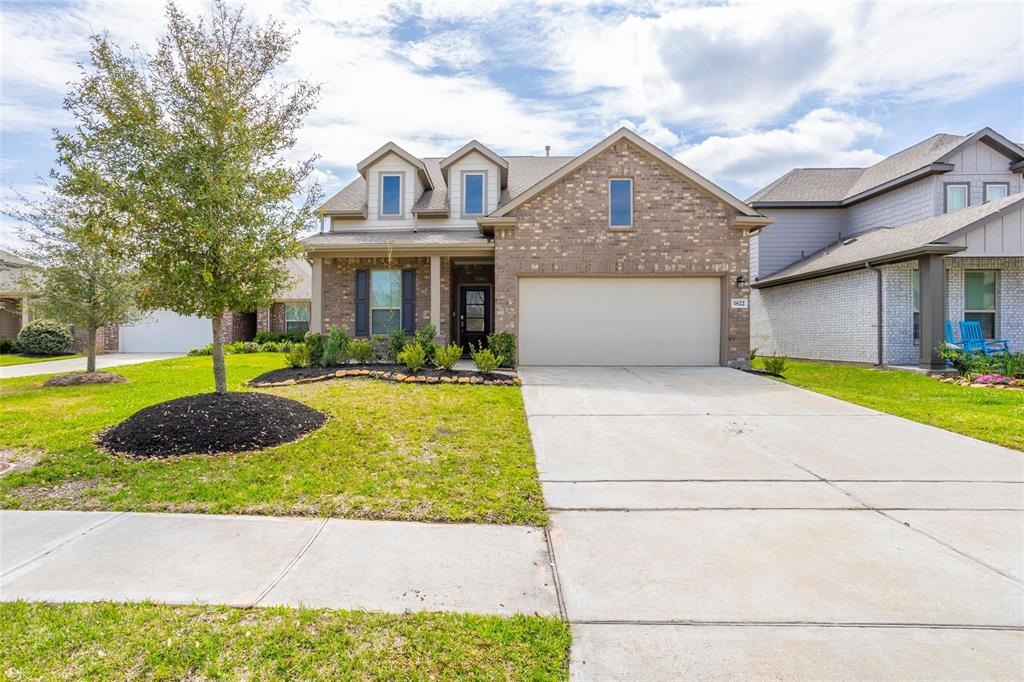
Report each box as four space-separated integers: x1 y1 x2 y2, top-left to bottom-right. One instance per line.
97 392 327 457
44 372 127 387
249 364 520 388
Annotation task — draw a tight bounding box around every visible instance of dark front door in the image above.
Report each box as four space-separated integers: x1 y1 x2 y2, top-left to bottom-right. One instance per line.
459 286 491 352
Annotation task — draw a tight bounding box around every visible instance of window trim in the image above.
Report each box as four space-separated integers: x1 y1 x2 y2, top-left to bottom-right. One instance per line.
608 178 634 229
964 269 997 339
460 170 488 218
943 182 970 213
911 269 920 345
284 302 311 335
982 182 1010 203
369 269 402 335
378 172 405 219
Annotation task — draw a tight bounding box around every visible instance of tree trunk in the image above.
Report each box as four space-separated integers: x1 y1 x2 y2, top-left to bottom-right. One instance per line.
211 315 228 393
86 327 97 373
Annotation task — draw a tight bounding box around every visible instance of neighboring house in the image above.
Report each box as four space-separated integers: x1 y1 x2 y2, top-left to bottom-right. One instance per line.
306 128 770 366
0 248 31 339
748 128 1024 368
254 257 313 337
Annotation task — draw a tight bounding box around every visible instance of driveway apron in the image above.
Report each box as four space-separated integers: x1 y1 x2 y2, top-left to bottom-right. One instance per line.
521 366 1024 680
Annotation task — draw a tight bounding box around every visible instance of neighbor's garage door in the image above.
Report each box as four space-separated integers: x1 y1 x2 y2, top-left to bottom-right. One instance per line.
119 310 213 353
518 277 721 366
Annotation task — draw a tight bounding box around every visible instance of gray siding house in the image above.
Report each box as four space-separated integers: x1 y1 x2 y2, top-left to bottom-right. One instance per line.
748 128 1024 368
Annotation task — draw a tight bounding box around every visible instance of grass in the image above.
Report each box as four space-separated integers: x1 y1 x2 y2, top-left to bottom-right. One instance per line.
757 359 1024 450
0 601 571 681
0 354 546 524
0 353 78 366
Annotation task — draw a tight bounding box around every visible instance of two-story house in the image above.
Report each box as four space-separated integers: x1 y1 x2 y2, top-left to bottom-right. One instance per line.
748 127 1024 368
306 128 771 366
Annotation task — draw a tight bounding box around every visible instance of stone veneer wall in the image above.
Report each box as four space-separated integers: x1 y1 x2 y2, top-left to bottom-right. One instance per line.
72 323 119 353
492 139 750 363
321 257 438 340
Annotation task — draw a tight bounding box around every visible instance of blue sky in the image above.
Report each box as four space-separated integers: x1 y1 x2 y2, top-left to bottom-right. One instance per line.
2 0 1022 247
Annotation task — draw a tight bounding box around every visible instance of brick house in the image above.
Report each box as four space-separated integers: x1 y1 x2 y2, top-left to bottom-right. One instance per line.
748 128 1024 368
306 128 770 366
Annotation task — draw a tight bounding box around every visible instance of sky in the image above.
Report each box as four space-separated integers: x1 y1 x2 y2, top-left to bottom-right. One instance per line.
2 0 1023 248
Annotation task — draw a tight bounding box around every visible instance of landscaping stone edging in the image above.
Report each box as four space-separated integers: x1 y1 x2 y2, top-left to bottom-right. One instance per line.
931 375 1024 390
249 368 522 388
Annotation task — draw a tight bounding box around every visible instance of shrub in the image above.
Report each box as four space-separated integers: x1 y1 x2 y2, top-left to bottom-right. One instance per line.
386 329 408 362
0 337 19 354
997 351 1024 379
255 330 305 344
304 331 326 367
415 324 437 362
749 347 758 363
433 343 463 371
321 327 349 366
761 354 787 376
285 344 307 368
397 342 427 372
187 344 213 356
17 319 72 356
470 343 501 374
349 339 374 364
258 341 281 353
937 345 995 377
487 331 516 367
242 341 260 353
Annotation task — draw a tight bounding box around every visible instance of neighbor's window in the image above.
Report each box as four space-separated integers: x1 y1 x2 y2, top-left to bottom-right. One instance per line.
911 270 920 343
945 183 969 212
381 174 402 216
984 183 1009 203
964 270 996 339
285 303 310 335
463 173 485 216
370 270 402 334
609 178 633 227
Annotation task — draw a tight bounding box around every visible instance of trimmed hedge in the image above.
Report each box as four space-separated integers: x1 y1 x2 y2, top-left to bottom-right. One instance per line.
17 319 72 356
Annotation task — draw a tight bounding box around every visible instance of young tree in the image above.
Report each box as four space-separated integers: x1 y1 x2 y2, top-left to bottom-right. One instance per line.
58 1 321 392
7 191 143 372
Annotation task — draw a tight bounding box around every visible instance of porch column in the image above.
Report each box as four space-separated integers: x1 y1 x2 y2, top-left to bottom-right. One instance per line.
310 256 323 334
20 296 29 327
430 256 441 330
918 254 946 370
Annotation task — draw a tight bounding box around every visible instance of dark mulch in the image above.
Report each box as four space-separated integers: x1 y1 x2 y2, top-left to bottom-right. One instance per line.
250 363 513 385
97 392 327 458
44 372 127 387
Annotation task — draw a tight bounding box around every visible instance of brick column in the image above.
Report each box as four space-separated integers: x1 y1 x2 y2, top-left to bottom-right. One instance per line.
918 254 946 370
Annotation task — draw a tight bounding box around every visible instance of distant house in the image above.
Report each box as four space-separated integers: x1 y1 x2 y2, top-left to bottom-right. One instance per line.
0 248 31 339
748 128 1024 368
307 128 770 366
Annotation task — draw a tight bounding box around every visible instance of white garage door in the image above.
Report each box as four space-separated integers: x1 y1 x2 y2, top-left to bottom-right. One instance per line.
119 310 213 353
518 277 721 366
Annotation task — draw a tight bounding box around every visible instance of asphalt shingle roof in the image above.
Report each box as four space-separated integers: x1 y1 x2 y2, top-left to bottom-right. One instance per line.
302 229 491 248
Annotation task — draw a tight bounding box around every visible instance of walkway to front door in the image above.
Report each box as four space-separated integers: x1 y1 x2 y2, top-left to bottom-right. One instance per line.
520 366 1023 680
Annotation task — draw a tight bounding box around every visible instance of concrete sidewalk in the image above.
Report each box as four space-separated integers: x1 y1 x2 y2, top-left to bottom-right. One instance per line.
0 353 182 379
0 511 559 617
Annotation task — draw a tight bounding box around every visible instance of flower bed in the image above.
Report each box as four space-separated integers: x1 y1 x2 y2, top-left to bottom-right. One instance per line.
248 364 520 388
933 373 1024 390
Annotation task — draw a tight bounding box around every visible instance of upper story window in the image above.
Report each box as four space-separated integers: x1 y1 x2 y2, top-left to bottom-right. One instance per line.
944 183 969 213
380 174 403 217
984 183 1009 203
609 178 633 227
463 173 485 216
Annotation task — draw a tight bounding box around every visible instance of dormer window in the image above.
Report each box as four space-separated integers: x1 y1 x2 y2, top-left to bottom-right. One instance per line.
944 183 968 213
463 172 485 216
984 183 1009 202
380 174 402 217
609 178 633 227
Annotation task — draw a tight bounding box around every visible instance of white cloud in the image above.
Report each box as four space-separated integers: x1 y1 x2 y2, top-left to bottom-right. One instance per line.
615 118 682 151
676 109 885 194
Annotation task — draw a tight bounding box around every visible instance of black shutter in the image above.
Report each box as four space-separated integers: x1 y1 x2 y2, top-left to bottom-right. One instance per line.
401 269 416 334
355 269 369 336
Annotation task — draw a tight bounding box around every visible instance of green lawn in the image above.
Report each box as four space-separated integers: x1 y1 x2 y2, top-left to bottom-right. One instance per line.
1 601 571 681
0 354 545 524
0 353 78 366
758 359 1024 450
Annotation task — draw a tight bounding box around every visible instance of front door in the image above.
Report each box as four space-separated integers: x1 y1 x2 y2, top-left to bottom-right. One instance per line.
459 286 491 352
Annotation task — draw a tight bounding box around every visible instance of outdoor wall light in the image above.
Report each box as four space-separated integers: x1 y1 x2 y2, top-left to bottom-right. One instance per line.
735 275 746 288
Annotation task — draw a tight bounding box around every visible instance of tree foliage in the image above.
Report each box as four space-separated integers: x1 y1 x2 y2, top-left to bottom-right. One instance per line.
57 0 321 391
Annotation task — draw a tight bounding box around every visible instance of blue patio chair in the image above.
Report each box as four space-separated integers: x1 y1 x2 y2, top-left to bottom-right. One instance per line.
944 320 961 348
959 320 1010 356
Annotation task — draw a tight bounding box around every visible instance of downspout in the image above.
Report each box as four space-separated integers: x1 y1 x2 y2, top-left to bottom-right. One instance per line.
865 262 883 365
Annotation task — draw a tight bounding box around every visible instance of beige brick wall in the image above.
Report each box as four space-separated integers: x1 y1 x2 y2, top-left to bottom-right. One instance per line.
493 139 750 363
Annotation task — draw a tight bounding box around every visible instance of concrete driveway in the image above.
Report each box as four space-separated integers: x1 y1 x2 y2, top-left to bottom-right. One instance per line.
521 366 1024 680
0 353 181 379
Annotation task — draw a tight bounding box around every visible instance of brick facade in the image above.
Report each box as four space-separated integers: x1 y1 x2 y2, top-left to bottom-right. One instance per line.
492 139 750 363
72 323 119 353
321 257 434 338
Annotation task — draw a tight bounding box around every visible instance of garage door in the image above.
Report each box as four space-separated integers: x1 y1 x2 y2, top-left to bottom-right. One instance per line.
518 277 721 366
119 310 213 353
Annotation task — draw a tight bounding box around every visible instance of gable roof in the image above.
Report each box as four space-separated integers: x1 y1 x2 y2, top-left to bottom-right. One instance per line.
355 142 433 189
276 258 311 301
753 192 1024 288
439 140 509 187
491 127 763 218
750 128 1024 207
